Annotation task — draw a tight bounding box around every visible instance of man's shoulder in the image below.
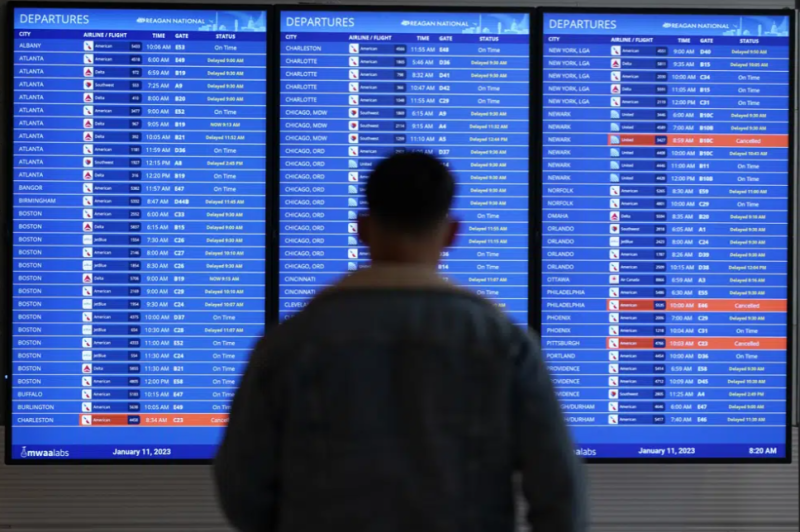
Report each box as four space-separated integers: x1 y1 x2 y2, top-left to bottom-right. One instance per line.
289 289 529 349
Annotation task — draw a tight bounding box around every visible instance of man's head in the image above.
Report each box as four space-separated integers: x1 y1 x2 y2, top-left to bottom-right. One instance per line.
358 152 458 267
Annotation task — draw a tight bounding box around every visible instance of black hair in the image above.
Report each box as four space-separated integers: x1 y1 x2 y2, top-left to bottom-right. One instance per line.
365 152 455 234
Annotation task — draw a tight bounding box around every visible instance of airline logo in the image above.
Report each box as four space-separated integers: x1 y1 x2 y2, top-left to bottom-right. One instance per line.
83 222 93 232
84 66 94 77
84 41 93 51
611 46 621 55
84 118 93 129
84 93 94 103
349 43 359 54
84 80 93 90
84 53 93 64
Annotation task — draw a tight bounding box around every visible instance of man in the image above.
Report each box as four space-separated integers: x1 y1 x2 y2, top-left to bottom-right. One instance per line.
214 152 586 532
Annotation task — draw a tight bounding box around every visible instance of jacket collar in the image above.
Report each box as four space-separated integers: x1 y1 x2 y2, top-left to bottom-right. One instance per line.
321 264 467 294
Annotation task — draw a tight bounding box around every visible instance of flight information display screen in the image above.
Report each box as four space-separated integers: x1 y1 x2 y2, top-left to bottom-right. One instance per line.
541 11 792 460
278 10 531 323
9 6 268 461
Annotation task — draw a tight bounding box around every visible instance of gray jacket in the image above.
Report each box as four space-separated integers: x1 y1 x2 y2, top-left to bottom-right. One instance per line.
214 266 586 532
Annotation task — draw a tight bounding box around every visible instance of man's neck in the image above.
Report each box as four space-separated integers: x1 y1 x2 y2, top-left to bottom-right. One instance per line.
369 258 439 270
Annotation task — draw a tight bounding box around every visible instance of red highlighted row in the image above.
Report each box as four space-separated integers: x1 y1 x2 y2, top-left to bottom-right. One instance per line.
79 414 229 426
608 134 788 148
606 337 786 350
607 299 787 312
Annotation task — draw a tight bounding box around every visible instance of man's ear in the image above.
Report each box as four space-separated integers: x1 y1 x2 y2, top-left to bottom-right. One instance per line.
357 213 371 246
445 218 459 248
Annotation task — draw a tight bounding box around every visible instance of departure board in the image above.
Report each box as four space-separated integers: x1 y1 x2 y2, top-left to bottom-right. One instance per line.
278 10 531 323
9 6 268 461
541 11 792 460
